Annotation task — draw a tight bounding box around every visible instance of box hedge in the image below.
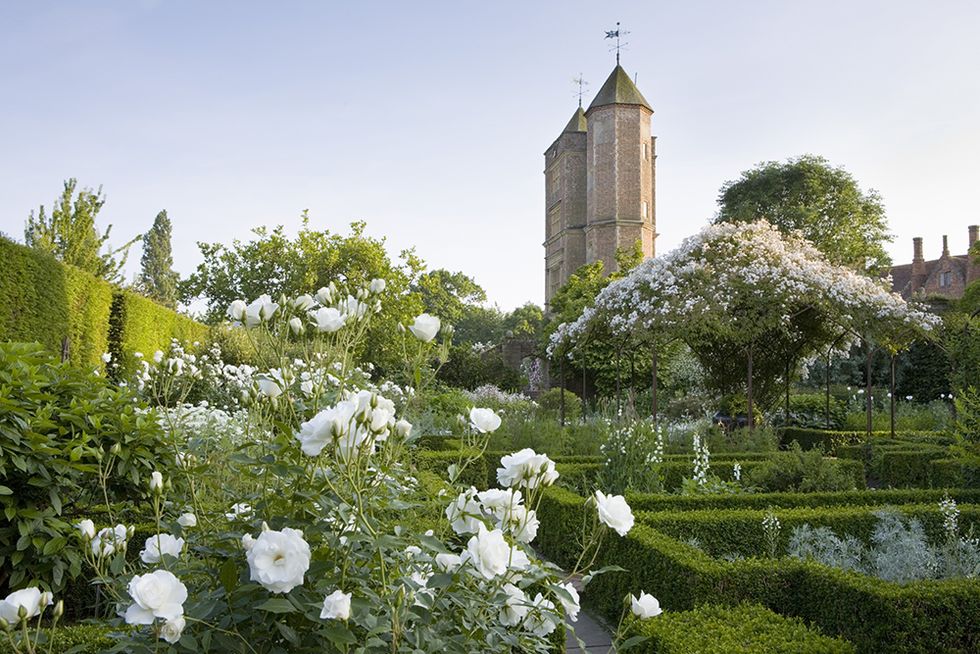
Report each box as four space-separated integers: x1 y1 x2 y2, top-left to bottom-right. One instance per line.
107 290 210 375
780 428 950 454
625 602 856 653
537 487 980 653
0 623 119 654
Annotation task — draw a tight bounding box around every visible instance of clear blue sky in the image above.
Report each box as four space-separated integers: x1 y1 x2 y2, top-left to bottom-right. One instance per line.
2 1 979 310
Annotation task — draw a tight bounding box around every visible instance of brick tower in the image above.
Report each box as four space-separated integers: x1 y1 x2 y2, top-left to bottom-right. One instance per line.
544 65 656 306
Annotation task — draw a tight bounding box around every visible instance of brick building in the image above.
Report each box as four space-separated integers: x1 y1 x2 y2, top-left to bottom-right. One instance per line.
543 65 657 306
890 226 979 299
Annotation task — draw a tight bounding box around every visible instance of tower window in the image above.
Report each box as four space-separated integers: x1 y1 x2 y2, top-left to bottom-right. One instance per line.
940 271 952 288
642 201 648 219
642 143 648 160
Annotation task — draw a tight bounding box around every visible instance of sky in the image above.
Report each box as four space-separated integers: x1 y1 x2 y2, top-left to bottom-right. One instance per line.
1 1 979 311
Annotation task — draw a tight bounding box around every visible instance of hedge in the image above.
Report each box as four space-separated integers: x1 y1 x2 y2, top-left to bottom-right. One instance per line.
413 447 488 488
636 503 980 558
625 603 856 653
537 488 980 654
780 428 950 454
0 624 119 654
625 487 980 513
108 290 210 375
0 238 113 370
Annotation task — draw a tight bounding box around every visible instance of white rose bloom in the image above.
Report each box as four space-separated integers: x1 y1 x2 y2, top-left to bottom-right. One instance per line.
244 294 278 328
92 524 130 557
76 519 96 540
312 306 346 333
408 313 441 342
288 316 304 335
225 503 252 520
315 285 334 306
140 534 185 564
101 352 112 363
153 350 164 364
227 300 247 322
295 400 372 459
256 378 283 399
177 513 197 528
469 407 502 433
369 278 386 293
394 419 412 439
630 592 662 618
460 525 511 580
556 582 580 622
320 589 352 620
594 491 635 537
124 570 188 624
149 471 164 492
0 587 51 624
477 488 523 522
499 583 529 627
496 449 559 490
434 552 462 573
159 616 186 644
523 593 558 637
300 380 314 396
291 294 315 311
445 487 484 535
502 506 539 544
246 527 311 594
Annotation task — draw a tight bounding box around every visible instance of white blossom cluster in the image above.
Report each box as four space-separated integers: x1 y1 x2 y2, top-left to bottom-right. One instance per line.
548 220 939 357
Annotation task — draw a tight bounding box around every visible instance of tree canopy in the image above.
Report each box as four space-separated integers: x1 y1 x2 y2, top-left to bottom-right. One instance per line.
139 210 179 308
715 155 892 273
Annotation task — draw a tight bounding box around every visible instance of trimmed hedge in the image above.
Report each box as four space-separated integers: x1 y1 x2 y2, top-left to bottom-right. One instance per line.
780 427 950 454
626 603 855 653
0 238 113 370
0 624 118 654
108 290 210 375
637 503 980 558
625 487 980 513
537 488 980 654
413 447 488 488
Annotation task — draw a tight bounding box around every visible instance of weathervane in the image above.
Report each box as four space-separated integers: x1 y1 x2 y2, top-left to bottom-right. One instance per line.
605 22 629 65
572 73 589 107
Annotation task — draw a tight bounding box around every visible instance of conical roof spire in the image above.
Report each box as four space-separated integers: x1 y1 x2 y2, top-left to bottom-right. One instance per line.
586 65 652 113
562 106 587 133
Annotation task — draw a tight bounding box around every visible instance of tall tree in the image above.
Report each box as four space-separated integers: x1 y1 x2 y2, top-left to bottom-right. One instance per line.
411 269 486 326
139 210 179 308
24 178 135 282
716 155 892 272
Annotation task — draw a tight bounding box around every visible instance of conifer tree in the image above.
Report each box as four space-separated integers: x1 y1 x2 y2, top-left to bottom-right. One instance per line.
139 210 179 308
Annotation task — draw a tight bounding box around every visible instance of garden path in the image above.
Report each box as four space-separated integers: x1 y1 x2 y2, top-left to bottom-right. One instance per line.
565 574 614 653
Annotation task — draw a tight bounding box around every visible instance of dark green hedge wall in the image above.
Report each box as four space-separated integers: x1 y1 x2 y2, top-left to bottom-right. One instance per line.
107 290 209 374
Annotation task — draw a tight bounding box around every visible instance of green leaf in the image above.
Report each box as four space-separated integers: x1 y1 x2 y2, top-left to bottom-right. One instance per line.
255 598 297 614
219 558 239 593
321 621 357 645
42 536 67 555
0 485 12 495
618 635 649 650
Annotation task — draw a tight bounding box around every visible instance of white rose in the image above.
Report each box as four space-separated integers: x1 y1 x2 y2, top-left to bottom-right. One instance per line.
445 487 484 535
394 419 412 439
312 307 346 333
295 400 369 459
477 488 522 521
246 527 311 594
124 570 188 624
140 534 185 564
369 278 386 293
469 407 502 434
496 449 559 489
499 583 528 627
291 294 315 311
227 300 247 322
502 505 539 544
101 352 112 363
76 519 96 540
225 503 252 520
434 552 462 573
556 582 580 622
288 316 304 335
408 313 441 342
594 491 635 537
244 294 278 328
149 471 164 492
92 524 129 557
0 587 50 624
320 589 351 620
159 616 186 644
460 525 511 580
523 593 558 637
315 285 334 306
630 592 662 618
153 350 164 364
256 378 283 399
177 513 196 528
300 380 314 396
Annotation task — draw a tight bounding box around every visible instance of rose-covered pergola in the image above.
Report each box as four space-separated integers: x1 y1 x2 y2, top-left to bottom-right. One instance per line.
549 220 939 434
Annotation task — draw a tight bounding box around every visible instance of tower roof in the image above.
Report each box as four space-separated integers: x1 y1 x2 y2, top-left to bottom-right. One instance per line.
562 106 587 133
586 65 652 113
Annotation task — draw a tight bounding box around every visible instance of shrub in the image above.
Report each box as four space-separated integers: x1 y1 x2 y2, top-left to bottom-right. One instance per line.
536 387 582 422
0 624 118 654
625 603 856 653
771 392 847 430
0 343 167 594
487 416 602 457
746 443 862 492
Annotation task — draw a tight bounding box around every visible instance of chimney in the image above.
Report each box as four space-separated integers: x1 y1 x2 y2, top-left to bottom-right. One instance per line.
913 237 924 263
942 235 950 257
970 225 979 248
